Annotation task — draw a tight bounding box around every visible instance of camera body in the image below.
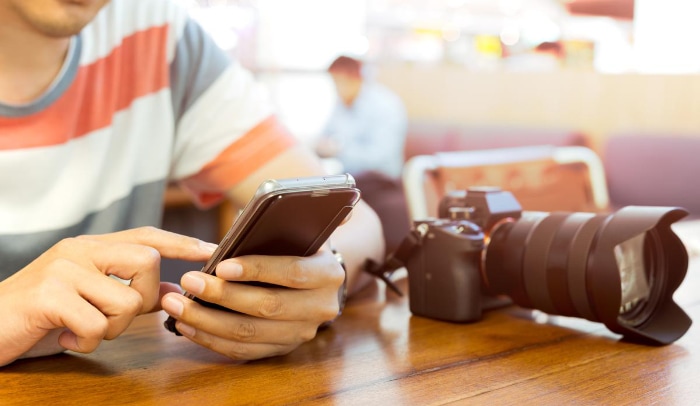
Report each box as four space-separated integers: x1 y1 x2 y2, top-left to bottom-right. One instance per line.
404 187 522 322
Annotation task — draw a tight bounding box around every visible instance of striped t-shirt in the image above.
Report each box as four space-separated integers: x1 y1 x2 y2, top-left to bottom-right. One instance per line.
0 0 297 279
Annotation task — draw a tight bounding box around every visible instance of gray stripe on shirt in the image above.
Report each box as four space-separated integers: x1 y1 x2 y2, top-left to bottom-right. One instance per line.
0 179 167 281
169 18 232 123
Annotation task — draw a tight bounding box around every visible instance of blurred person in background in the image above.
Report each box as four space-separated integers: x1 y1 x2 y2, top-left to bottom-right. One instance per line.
315 55 410 253
315 55 407 180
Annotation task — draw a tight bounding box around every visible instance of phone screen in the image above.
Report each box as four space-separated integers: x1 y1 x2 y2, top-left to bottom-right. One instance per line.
210 188 358 269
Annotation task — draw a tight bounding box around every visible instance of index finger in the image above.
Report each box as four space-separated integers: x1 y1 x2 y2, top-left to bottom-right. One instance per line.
80 226 217 261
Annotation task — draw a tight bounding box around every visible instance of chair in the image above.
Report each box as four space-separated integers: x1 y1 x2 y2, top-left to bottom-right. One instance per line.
603 133 700 215
402 145 610 221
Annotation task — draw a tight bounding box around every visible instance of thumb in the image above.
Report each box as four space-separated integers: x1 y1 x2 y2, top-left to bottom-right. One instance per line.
150 282 183 312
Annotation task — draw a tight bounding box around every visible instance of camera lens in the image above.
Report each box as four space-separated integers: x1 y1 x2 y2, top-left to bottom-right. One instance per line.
482 206 691 345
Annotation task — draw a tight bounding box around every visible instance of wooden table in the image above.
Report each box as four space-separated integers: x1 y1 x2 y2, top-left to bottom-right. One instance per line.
3 223 700 405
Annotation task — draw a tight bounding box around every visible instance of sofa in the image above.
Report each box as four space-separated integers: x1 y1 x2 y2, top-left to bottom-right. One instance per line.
602 132 700 216
404 121 590 162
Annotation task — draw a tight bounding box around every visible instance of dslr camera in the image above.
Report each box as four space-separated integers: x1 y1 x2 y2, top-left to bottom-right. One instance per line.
402 187 691 345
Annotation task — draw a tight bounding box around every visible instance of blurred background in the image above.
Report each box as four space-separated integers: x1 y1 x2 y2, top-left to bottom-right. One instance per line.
163 0 700 280
182 0 700 151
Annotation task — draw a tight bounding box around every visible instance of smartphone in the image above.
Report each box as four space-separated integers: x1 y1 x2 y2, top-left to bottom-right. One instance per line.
164 173 361 334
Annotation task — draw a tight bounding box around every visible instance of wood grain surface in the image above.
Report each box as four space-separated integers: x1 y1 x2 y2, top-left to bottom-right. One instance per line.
2 224 700 405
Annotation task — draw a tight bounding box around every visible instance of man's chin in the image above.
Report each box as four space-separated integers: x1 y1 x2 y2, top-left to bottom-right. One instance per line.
13 0 109 38
34 15 95 38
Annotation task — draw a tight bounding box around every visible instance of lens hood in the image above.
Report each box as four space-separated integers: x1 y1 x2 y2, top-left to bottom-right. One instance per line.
586 206 691 345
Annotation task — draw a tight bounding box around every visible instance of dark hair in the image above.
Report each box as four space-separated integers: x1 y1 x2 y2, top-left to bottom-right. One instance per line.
535 41 563 57
328 55 363 78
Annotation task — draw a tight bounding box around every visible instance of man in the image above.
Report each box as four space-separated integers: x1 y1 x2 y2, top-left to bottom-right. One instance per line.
315 55 408 179
0 0 383 366
315 55 410 253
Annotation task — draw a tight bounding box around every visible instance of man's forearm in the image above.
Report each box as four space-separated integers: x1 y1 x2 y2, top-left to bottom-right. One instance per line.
329 200 384 295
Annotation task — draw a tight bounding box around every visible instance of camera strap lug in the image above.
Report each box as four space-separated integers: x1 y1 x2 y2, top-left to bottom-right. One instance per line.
362 228 425 296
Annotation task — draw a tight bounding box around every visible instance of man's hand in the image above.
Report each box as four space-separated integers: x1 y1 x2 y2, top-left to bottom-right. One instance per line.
161 249 345 360
314 137 341 158
0 227 217 367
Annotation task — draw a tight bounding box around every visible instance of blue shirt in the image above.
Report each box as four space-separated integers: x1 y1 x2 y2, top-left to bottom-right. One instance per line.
322 81 407 179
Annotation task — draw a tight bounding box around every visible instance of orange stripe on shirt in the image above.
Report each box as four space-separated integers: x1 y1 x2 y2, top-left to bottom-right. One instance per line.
0 25 170 151
180 115 299 208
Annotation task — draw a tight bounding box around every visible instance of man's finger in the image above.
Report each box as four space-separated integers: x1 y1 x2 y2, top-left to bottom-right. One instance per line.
79 226 217 261
215 250 343 290
52 238 163 313
50 287 109 353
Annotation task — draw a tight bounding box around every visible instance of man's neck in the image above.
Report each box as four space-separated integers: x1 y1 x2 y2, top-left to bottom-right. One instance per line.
0 21 71 105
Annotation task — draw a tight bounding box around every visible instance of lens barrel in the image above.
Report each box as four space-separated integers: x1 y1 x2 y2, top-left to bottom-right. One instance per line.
483 206 692 345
